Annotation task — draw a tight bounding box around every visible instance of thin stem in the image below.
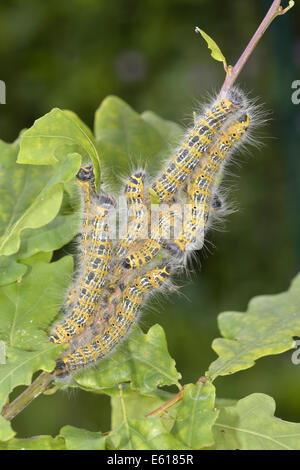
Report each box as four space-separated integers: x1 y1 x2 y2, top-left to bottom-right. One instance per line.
145 386 186 418
1 371 52 421
220 0 292 93
145 377 207 418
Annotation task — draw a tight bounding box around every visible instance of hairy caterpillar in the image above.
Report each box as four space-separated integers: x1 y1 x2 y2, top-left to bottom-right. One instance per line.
48 87 260 379
167 112 251 257
122 208 176 270
151 89 246 203
64 165 96 309
115 170 149 258
54 264 171 377
50 191 115 344
105 170 150 291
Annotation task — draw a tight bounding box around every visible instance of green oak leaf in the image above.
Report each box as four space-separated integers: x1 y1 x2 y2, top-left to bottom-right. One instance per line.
0 256 27 287
109 402 188 451
0 256 73 350
213 393 300 450
60 425 106 450
0 344 64 412
0 435 65 450
171 381 218 449
94 96 182 189
0 416 15 441
0 257 71 415
74 324 182 394
17 108 100 189
110 386 175 432
141 110 182 145
0 138 81 256
17 213 80 260
19 252 53 266
207 272 300 380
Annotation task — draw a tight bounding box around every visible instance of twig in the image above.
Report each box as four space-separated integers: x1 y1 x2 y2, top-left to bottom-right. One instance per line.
220 0 294 93
1 371 52 421
145 387 186 418
145 377 207 418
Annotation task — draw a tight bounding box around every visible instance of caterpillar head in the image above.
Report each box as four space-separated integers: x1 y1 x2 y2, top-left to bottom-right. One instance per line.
124 170 146 201
53 358 68 378
76 164 95 185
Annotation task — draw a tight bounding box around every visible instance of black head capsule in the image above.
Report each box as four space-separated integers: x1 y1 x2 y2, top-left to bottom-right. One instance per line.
132 170 146 181
122 259 131 269
54 359 68 378
76 164 95 183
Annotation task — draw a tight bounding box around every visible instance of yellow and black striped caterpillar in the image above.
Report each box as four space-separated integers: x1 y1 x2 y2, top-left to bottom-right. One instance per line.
50 188 115 344
151 89 246 203
167 112 251 257
64 165 96 309
50 87 258 378
115 170 148 259
121 89 249 271
122 208 176 269
54 264 171 377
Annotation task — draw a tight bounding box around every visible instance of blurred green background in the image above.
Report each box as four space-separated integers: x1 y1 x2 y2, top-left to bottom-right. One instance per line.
1 0 299 436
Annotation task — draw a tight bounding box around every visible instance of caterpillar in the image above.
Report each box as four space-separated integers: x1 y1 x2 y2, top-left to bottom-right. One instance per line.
167 112 251 257
115 170 149 258
105 170 150 290
150 88 246 203
48 87 260 379
49 190 115 344
54 264 171 377
64 164 96 309
122 208 176 270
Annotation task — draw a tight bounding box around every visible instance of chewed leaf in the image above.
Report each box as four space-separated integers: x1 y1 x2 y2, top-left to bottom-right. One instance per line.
60 426 106 450
74 324 182 394
195 27 227 67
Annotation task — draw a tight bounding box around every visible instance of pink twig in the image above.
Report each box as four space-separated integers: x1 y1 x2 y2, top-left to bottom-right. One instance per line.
220 0 284 93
